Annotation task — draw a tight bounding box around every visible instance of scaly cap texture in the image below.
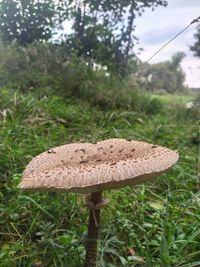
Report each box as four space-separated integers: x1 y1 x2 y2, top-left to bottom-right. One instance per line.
19 139 179 193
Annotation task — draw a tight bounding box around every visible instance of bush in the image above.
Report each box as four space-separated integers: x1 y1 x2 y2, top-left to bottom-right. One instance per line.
0 42 164 114
0 41 71 92
194 92 200 108
137 96 163 114
0 42 120 99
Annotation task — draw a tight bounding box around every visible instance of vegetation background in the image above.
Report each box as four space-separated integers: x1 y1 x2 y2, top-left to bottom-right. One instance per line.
0 0 199 266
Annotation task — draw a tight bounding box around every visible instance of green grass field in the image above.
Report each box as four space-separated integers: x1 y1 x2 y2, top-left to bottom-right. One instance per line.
152 94 194 105
0 89 199 267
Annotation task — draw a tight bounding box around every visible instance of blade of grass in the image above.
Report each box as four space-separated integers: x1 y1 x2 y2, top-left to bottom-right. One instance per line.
19 195 54 219
176 227 200 256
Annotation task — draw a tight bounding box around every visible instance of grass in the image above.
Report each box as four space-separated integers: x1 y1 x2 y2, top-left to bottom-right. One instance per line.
151 93 194 105
0 89 199 267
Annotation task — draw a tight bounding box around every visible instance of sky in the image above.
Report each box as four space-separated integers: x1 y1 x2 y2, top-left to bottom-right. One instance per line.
134 0 200 88
62 0 200 88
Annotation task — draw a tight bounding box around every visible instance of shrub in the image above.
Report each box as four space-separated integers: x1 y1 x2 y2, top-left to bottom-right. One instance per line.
194 92 200 108
0 41 71 92
0 42 164 115
137 96 163 114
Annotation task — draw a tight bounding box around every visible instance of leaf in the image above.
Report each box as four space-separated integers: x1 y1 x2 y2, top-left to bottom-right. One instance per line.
160 236 170 267
128 256 145 263
176 227 200 256
181 262 200 267
19 195 54 219
149 201 163 210
119 256 127 265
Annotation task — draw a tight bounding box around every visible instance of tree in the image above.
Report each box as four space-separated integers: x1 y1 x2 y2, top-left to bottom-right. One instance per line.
64 0 168 75
168 52 185 90
191 24 200 57
137 52 186 93
0 0 168 75
0 0 57 45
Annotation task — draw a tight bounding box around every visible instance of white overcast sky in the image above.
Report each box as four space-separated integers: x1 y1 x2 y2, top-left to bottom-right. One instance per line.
134 0 200 88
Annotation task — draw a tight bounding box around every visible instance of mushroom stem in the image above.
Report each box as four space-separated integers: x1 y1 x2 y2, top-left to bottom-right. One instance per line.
85 191 102 267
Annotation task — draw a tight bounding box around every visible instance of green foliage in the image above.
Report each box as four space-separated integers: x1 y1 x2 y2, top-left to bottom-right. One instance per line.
0 0 57 45
0 0 168 74
0 41 102 99
65 0 168 75
0 89 199 266
194 92 200 107
191 24 200 58
137 52 186 93
0 42 163 112
0 2 198 266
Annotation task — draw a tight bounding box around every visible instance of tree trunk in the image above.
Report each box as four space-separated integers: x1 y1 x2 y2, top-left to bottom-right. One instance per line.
123 3 135 76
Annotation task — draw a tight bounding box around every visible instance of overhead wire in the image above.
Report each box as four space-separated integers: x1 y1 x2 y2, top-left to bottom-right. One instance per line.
145 15 200 63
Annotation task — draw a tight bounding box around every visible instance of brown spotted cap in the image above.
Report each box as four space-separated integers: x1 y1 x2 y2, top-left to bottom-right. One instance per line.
19 139 179 193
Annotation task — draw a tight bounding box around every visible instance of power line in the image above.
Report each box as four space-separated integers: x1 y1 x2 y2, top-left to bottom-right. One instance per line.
146 15 200 63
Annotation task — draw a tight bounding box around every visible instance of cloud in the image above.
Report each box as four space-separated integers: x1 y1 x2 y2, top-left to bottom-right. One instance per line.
134 0 200 87
139 25 189 45
168 0 200 8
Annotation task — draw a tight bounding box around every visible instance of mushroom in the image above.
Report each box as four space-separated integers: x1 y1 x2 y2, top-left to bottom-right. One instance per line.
19 138 179 267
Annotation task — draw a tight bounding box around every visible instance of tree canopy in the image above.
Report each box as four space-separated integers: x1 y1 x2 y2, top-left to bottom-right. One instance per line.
0 0 57 45
65 0 168 75
191 24 200 58
0 0 168 74
137 52 186 93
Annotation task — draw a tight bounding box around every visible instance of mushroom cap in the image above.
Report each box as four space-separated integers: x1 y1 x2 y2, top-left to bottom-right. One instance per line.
19 139 179 194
